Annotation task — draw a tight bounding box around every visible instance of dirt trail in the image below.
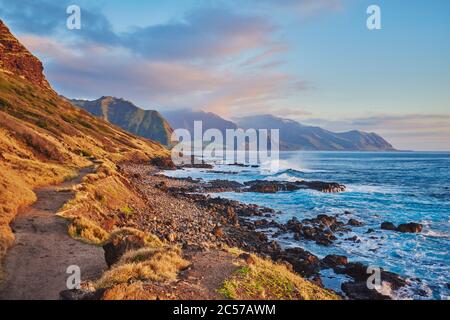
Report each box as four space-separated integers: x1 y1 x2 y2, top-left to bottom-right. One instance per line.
0 167 106 300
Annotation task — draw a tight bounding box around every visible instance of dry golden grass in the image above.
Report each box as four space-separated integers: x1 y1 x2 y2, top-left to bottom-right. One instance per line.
220 249 340 300
95 246 189 289
102 281 157 300
66 216 110 245
108 228 165 248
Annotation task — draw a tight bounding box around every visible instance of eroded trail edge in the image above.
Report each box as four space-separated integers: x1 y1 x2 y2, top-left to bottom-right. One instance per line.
0 167 106 300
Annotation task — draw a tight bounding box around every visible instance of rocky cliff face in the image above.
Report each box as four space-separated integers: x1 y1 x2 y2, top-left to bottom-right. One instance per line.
0 20 50 89
71 97 174 146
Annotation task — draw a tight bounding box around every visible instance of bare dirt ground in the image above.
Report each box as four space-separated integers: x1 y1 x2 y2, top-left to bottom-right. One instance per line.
136 249 239 300
0 167 106 300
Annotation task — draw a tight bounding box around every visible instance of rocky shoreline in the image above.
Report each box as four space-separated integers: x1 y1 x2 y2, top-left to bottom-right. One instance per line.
115 160 427 300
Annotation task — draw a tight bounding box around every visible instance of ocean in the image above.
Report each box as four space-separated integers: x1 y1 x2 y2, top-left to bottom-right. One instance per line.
164 152 450 299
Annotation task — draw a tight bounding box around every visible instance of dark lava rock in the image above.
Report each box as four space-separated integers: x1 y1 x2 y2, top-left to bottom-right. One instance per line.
381 221 397 231
381 221 423 233
150 156 176 170
286 217 303 233
315 235 334 246
244 180 346 194
336 262 407 291
348 218 364 227
59 289 106 300
316 214 338 228
341 282 390 300
103 234 146 267
299 181 346 193
207 180 244 191
396 223 423 233
273 248 321 277
321 255 348 269
244 180 300 193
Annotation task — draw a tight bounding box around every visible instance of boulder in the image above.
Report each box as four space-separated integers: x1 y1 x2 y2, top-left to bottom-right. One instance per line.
341 282 390 300
59 289 106 300
348 219 364 227
396 223 423 233
321 255 348 269
150 156 176 170
273 248 321 277
381 221 397 231
103 234 146 267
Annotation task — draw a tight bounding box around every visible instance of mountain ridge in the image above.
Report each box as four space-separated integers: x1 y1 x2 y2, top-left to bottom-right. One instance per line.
70 97 174 146
235 114 395 151
160 110 395 151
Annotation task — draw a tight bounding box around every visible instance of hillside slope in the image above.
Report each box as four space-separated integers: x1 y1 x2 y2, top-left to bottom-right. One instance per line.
235 114 395 151
71 97 173 146
0 20 168 266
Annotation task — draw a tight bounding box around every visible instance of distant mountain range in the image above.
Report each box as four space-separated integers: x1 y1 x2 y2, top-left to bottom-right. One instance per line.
70 97 173 146
162 110 395 151
71 99 394 151
235 114 395 151
162 109 237 134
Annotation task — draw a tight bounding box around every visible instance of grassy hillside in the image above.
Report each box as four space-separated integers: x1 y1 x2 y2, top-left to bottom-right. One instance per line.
0 20 168 269
71 97 174 146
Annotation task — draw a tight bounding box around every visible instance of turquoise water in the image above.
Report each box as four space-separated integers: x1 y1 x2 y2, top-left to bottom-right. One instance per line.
165 152 450 299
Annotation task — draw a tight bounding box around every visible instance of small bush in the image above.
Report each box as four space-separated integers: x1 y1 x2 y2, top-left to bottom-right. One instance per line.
120 205 134 216
67 216 109 245
107 228 164 248
95 246 189 289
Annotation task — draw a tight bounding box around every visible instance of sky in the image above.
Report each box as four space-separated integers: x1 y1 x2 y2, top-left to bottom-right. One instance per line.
0 0 449 151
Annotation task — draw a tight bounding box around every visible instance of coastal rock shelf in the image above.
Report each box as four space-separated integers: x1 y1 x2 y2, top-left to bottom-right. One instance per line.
125 159 428 300
156 177 346 194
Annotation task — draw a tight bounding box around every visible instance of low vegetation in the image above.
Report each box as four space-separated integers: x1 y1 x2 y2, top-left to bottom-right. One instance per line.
219 249 340 300
66 216 109 245
95 246 189 289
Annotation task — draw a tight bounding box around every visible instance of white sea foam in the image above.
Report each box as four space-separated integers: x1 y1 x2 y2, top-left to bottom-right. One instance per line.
346 184 400 194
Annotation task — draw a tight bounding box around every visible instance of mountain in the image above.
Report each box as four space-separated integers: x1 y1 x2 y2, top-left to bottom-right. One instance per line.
235 114 395 151
0 20 167 261
162 109 237 134
70 97 173 146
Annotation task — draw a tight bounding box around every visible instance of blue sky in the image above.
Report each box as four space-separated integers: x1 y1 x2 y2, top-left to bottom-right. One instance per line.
0 0 449 150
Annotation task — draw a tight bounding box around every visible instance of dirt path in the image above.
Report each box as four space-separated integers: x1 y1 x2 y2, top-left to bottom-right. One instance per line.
0 167 106 300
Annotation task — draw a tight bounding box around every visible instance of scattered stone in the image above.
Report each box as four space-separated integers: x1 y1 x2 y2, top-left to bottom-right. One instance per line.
348 219 364 227
167 233 177 242
212 226 224 238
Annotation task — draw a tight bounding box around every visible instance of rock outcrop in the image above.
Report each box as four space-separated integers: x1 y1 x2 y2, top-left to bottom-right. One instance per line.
0 20 51 89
